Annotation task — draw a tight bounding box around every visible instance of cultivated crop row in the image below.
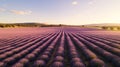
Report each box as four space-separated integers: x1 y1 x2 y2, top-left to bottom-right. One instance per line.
0 27 120 67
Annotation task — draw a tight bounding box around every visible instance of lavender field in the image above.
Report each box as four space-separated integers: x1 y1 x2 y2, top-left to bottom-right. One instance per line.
0 27 120 67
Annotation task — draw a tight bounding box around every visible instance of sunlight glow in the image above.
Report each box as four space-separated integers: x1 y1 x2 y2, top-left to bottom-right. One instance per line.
72 1 78 5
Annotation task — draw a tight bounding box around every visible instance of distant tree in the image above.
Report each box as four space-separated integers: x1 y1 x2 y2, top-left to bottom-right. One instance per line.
81 25 84 27
59 24 62 27
109 27 112 30
0 25 4 28
102 26 107 30
117 27 120 30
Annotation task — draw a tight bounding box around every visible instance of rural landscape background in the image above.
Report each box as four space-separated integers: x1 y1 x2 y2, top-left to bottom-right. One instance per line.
0 0 120 67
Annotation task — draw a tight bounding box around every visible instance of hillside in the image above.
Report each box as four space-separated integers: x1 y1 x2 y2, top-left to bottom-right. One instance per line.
84 23 120 31
86 23 120 26
0 23 64 28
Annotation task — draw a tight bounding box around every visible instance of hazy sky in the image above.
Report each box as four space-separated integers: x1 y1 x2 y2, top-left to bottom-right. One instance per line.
0 0 120 25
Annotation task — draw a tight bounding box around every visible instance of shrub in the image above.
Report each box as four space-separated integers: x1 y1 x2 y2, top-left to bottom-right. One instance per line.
12 62 24 67
0 62 5 67
55 56 64 62
89 58 105 67
72 61 85 67
34 60 46 67
51 61 64 67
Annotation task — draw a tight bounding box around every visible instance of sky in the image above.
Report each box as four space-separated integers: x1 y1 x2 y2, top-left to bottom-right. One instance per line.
0 0 120 25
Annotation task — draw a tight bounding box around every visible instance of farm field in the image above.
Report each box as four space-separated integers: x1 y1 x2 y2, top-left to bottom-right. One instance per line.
0 27 120 67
